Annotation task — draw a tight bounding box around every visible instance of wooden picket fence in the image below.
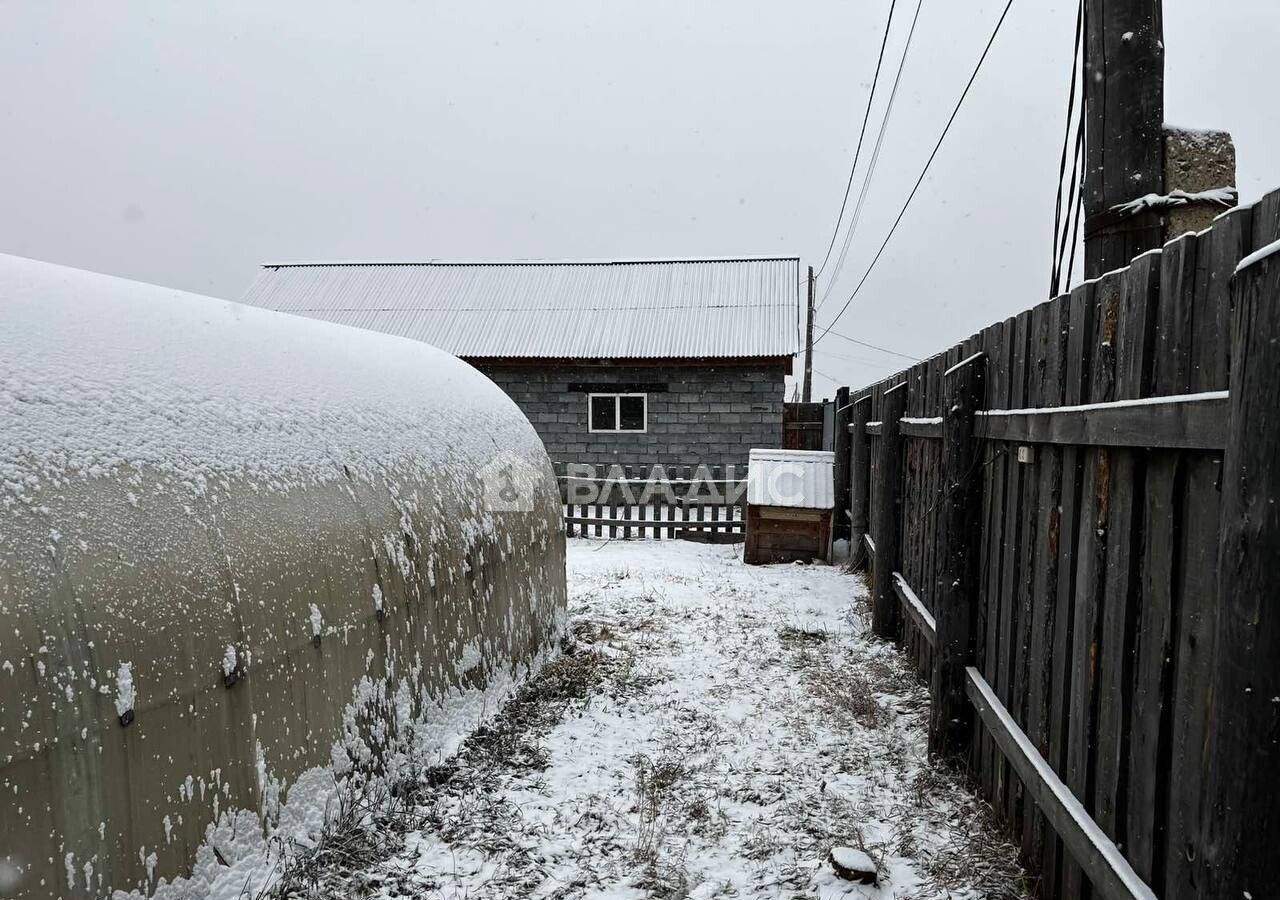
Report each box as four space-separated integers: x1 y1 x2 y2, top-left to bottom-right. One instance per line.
557 464 747 540
846 188 1280 900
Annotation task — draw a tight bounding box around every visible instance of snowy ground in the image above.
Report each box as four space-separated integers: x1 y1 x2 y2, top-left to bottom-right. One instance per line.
288 539 1025 900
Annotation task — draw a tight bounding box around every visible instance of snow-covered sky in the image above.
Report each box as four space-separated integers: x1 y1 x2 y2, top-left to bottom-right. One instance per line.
2 1 1277 395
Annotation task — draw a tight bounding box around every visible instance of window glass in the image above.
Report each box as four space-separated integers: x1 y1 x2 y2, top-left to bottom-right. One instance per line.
590 395 616 431
618 395 645 431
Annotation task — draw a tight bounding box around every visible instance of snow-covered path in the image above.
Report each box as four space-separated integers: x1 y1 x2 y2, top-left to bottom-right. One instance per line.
360 539 1025 900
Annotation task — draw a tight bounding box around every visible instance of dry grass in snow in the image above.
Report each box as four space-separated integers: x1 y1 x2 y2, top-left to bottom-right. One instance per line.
274 538 1028 900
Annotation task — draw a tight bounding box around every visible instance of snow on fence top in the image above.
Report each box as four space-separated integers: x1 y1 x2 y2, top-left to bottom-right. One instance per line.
746 449 836 509
0 253 566 900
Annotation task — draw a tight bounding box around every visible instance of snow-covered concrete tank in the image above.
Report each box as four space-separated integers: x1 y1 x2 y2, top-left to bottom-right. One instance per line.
0 254 566 899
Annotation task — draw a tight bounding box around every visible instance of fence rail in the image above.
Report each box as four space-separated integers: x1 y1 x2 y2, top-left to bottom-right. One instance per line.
845 186 1280 900
965 667 1159 900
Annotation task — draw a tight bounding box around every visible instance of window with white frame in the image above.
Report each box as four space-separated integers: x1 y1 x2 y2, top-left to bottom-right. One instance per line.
588 393 647 433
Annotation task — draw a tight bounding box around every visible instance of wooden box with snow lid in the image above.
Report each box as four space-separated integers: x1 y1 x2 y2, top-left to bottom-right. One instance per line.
0 254 566 900
743 449 835 565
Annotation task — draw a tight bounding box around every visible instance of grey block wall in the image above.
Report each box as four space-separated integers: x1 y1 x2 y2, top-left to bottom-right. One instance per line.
472 360 788 472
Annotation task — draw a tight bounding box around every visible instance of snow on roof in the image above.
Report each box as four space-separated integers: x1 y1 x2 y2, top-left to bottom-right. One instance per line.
239 257 802 360
746 449 836 509
0 253 544 497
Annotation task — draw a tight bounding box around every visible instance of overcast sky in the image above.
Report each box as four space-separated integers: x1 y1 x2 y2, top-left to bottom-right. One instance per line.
3 1 1277 394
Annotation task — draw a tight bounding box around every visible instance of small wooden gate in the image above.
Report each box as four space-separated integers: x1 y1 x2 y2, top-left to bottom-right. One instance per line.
782 402 826 450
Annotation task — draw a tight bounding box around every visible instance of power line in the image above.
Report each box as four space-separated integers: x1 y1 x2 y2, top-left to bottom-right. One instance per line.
814 0 900 279
814 0 1017 343
1055 102 1086 291
819 348 911 368
1049 0 1085 296
797 330 919 400
816 345 908 368
822 328 921 362
1056 0 1088 292
818 0 925 310
1061 119 1086 287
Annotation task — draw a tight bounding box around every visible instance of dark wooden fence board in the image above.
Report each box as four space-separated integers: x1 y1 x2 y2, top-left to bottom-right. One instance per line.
1124 238 1190 891
833 386 853 542
871 383 907 639
997 310 1032 827
1250 189 1280 249
1063 270 1119 900
1093 254 1159 877
1160 203 1251 900
926 355 946 602
978 317 1011 801
1024 292 1070 874
932 350 985 757
1038 279 1095 896
1010 303 1049 847
849 395 873 569
900 364 923 666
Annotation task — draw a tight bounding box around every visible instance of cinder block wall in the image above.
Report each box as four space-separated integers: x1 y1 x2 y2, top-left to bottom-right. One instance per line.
473 360 787 471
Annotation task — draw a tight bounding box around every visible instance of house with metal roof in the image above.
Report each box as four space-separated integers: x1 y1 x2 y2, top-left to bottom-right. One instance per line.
241 257 801 471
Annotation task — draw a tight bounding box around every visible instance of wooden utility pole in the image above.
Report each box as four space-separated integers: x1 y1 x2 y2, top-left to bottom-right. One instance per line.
1082 0 1165 279
802 266 815 402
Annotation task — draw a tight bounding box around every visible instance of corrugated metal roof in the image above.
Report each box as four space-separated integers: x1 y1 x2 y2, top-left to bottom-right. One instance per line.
239 258 801 359
746 449 835 509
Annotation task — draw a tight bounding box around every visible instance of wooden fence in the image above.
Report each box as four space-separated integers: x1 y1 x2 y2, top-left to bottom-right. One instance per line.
783 401 826 450
557 464 747 540
847 188 1280 900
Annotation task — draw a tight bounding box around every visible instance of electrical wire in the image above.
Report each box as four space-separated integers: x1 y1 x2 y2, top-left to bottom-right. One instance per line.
815 0 900 279
818 0 926 309
1061 122 1086 287
1054 103 1086 292
1048 0 1085 297
814 0 1017 343
822 327 921 362
817 346 908 368
1057 0 1088 291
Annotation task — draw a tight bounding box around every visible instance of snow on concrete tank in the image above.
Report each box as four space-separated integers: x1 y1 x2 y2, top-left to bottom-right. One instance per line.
0 254 566 899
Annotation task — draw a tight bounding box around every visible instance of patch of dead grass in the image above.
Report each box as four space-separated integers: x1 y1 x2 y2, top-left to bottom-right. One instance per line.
800 660 888 730
776 624 831 647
